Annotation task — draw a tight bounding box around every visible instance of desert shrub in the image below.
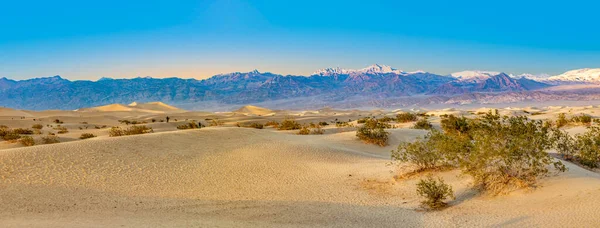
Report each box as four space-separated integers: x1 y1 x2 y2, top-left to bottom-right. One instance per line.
531 112 545 116
573 126 600 168
571 114 592 125
54 119 63 124
265 121 279 128
298 126 311 135
393 130 469 171
41 135 60 144
311 126 325 134
416 175 454 210
2 131 21 141
108 127 125 137
378 116 394 123
363 118 391 129
278 118 301 130
31 124 43 130
440 115 470 136
356 126 389 146
396 113 418 123
125 125 153 135
79 133 97 139
357 118 370 124
209 119 224 127
551 128 577 160
463 113 566 194
556 113 569 128
335 121 354 128
12 128 34 135
19 136 35 146
318 121 329 126
247 123 264 129
54 126 68 134
412 119 433 130
177 121 202 130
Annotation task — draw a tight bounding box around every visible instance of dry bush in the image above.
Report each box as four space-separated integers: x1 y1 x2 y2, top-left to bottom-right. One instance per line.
278 118 301 130
79 133 97 139
416 175 454 210
246 123 264 129
108 127 125 137
363 118 391 129
571 114 592 125
177 121 202 130
32 124 43 130
54 126 68 134
265 121 279 128
318 121 329 126
377 116 394 123
311 126 325 134
19 136 35 146
54 119 63 124
396 113 418 123
41 135 60 144
298 126 310 135
109 125 154 137
209 119 224 127
1 131 21 141
12 128 34 135
356 126 389 146
412 119 433 130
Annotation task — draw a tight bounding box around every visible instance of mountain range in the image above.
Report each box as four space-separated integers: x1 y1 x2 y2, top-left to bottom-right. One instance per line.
1 64 600 111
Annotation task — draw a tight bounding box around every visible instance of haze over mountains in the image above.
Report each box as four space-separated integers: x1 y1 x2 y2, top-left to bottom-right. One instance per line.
2 64 600 111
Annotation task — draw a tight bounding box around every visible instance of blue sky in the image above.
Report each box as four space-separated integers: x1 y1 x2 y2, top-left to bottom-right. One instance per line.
1 0 599 80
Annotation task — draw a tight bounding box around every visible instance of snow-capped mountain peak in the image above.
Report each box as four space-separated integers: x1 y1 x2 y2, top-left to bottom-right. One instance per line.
450 70 501 80
312 64 402 76
547 68 600 83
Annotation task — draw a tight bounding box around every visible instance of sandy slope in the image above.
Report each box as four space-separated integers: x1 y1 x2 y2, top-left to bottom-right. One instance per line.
1 126 600 227
234 105 276 116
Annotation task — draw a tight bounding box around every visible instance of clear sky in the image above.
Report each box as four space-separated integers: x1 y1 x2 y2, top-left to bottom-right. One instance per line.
1 0 599 80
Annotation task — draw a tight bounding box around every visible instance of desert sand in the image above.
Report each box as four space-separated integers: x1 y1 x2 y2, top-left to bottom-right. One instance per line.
1 102 600 227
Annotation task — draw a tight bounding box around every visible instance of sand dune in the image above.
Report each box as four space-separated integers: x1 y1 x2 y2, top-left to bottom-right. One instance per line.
234 105 275 116
128 101 183 112
0 107 33 117
1 126 600 227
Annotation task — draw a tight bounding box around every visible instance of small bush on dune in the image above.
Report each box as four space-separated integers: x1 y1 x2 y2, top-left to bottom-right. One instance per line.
209 119 224 127
363 118 391 129
265 121 279 128
298 126 310 135
356 126 389 146
12 128 34 135
124 125 153 135
311 126 325 135
412 119 433 130
54 119 63 124
19 136 35 146
32 124 43 130
416 175 454 210
318 121 329 126
571 114 592 125
2 131 21 141
556 113 569 128
108 127 125 137
79 133 97 139
393 130 469 172
177 121 203 130
54 126 68 134
377 116 394 123
440 115 470 136
278 118 301 130
41 135 60 144
551 128 577 161
246 123 264 129
573 126 600 168
396 113 418 123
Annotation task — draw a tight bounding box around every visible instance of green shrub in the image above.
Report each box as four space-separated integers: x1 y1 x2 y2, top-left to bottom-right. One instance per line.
177 121 202 130
393 130 469 171
108 127 125 137
2 131 21 141
571 114 592 125
377 116 394 122
278 118 301 130
551 128 577 161
32 124 44 130
412 119 433 130
356 126 389 146
416 175 454 210
396 113 418 123
363 118 391 129
440 115 470 136
109 126 152 137
79 133 97 139
573 126 600 168
318 121 329 126
19 136 35 146
556 113 569 128
41 135 60 144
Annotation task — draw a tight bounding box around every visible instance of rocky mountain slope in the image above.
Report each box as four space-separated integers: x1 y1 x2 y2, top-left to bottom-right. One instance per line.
2 64 599 110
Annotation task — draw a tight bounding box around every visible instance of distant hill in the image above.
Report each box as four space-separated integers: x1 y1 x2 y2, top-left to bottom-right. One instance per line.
5 64 600 111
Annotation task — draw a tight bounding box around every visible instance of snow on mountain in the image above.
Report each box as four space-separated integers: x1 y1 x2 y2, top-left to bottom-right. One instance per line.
547 68 600 83
450 70 501 82
312 64 403 76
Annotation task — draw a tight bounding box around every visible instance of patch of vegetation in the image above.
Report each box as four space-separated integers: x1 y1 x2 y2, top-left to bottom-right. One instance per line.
19 136 35 146
31 124 44 130
54 119 63 124
356 126 389 146
298 126 311 135
54 126 68 134
278 118 301 130
177 121 203 130
41 135 60 144
363 118 391 129
416 175 454 210
393 130 468 172
209 119 224 127
109 125 153 137
335 121 354 128
440 115 470 136
79 133 97 139
571 114 592 125
12 128 34 135
377 116 394 123
556 113 569 128
412 119 433 130
396 113 418 123
265 121 279 128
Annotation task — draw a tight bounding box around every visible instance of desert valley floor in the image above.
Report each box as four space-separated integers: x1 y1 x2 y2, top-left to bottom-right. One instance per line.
1 102 600 227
